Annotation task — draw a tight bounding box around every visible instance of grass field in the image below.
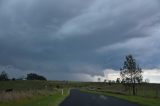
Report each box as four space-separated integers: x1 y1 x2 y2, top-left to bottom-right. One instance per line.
78 82 160 106
0 80 160 106
80 82 160 98
0 80 72 91
0 90 69 106
0 81 70 106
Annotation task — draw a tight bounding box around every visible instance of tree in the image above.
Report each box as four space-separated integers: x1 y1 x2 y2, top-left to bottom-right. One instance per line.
120 55 143 95
26 73 47 80
116 78 121 83
97 78 101 82
12 78 16 81
0 71 9 81
144 78 150 83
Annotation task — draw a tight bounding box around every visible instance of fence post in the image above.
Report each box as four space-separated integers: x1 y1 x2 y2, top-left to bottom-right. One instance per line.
62 89 64 95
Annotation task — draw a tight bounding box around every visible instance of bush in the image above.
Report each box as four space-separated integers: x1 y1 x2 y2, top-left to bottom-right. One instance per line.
26 73 47 80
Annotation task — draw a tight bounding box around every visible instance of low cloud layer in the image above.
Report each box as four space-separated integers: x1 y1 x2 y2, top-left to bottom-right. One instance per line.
103 69 160 83
0 0 160 82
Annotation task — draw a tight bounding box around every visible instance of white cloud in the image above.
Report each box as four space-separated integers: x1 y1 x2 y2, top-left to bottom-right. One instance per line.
103 69 120 81
143 69 160 83
99 69 160 83
69 69 121 82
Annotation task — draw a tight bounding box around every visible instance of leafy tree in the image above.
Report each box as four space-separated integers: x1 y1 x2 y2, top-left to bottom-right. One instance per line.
0 71 9 81
120 55 143 95
26 73 47 80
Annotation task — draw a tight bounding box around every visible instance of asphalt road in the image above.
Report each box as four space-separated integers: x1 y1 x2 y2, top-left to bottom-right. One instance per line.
59 89 140 106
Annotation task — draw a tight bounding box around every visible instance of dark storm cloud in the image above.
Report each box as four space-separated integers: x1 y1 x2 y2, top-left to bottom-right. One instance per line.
0 0 160 81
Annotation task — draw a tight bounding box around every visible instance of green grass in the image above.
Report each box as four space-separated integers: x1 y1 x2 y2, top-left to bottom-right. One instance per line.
83 90 160 106
1 81 159 106
0 80 67 91
0 80 80 91
0 89 69 106
0 80 71 106
80 83 160 98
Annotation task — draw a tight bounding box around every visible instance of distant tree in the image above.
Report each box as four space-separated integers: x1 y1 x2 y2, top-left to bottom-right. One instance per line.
111 80 115 83
121 79 125 83
120 55 143 95
0 71 9 81
26 73 47 80
98 78 101 82
116 78 121 83
108 80 112 85
12 78 16 81
144 78 150 83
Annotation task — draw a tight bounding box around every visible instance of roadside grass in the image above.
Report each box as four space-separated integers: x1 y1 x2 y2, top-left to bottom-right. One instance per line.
0 80 71 106
0 80 47 91
0 89 69 106
83 90 160 106
0 80 68 91
0 80 78 91
81 83 160 98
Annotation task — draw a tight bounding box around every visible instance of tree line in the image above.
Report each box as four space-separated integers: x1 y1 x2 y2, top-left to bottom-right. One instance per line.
0 71 47 81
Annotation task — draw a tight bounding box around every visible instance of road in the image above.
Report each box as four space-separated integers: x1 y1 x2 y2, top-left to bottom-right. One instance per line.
59 89 140 106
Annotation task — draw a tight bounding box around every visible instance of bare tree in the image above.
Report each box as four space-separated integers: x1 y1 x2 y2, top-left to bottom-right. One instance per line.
120 55 143 95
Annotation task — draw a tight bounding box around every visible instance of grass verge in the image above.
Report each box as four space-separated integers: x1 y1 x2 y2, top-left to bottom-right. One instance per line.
0 89 69 106
82 90 160 106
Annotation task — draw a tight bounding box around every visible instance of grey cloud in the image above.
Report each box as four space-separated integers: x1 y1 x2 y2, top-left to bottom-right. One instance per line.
0 0 160 81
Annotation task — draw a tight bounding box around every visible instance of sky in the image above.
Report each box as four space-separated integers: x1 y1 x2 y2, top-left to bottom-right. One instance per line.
0 0 160 83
